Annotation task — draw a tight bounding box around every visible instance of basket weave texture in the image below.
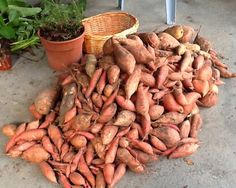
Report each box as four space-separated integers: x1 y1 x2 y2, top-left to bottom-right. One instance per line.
82 12 139 55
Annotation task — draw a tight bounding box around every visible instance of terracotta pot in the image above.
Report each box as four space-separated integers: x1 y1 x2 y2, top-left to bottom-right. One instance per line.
38 28 85 71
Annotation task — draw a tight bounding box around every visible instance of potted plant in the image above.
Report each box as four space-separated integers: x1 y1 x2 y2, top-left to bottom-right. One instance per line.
37 0 86 71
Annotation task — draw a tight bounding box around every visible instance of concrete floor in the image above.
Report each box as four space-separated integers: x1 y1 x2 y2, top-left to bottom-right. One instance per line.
1 0 236 187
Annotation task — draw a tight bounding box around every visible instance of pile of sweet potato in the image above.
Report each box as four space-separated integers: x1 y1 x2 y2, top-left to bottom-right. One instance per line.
2 25 236 188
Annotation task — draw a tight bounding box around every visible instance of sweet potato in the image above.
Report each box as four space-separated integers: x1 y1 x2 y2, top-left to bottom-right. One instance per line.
102 82 120 109
196 64 212 81
107 65 120 85
48 124 64 151
190 113 202 138
126 128 139 140
77 155 95 187
156 65 169 89
42 136 59 161
113 110 136 127
89 123 104 134
116 148 144 173
195 35 212 52
34 86 58 115
140 115 152 138
136 83 149 118
85 54 97 77
14 129 46 143
140 71 155 87
103 38 113 55
59 173 72 188
92 92 103 108
164 25 184 40
192 79 209 96
91 137 106 159
22 144 50 163
2 124 17 137
39 111 56 129
119 137 130 148
149 105 164 121
179 26 194 43
103 84 114 98
72 113 92 131
85 68 103 98
169 143 199 158
116 95 136 112
8 141 37 158
150 135 167 151
128 148 157 164
168 72 193 81
29 103 43 120
109 163 126 188
39 161 57 183
85 143 94 165
162 93 184 113
158 32 180 50
113 40 136 75
101 125 118 145
103 163 114 185
180 50 192 72
70 135 87 149
96 71 107 95
96 170 106 188
98 55 115 70
59 83 77 123
179 120 191 138
138 32 160 48
151 126 181 147
154 112 186 125
98 103 117 123
215 66 236 78
105 137 119 164
193 55 204 70
176 44 186 55
198 91 218 107
130 139 153 155
64 106 77 123
69 172 86 186
173 88 188 106
125 66 141 99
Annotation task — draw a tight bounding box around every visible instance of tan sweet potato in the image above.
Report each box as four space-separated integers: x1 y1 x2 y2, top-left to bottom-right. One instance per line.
103 163 114 185
136 83 149 118
179 120 191 138
85 54 97 77
114 110 136 127
22 144 50 163
198 91 218 107
113 40 136 75
69 172 86 186
70 135 87 149
91 137 106 159
195 35 212 52
130 139 153 155
34 86 58 115
179 26 194 43
150 135 167 151
109 163 126 188
164 25 184 40
126 128 139 140
125 66 141 99
107 65 120 85
140 72 155 87
169 143 199 158
154 112 186 125
149 105 164 121
98 103 117 123
98 55 115 70
138 32 160 48
96 70 107 95
180 50 192 72
116 148 144 173
2 124 17 137
151 126 181 148
101 125 118 145
96 170 106 188
39 161 57 183
156 65 169 89
158 32 180 50
105 137 119 164
72 113 92 131
48 124 63 151
193 79 209 96
116 95 136 112
128 148 157 164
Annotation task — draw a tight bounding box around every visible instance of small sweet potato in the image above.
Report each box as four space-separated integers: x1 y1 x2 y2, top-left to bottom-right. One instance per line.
149 105 164 121
2 124 17 137
116 95 136 112
156 65 169 89
22 144 50 163
69 172 86 186
195 35 212 52
138 32 160 48
96 170 106 188
151 126 181 148
107 65 120 85
136 83 149 118
91 137 106 159
125 66 141 99
103 163 114 185
85 54 97 77
164 25 184 40
140 72 155 87
70 135 87 149
114 110 136 127
72 113 93 131
179 25 194 43
154 112 186 125
179 120 191 138
169 143 199 158
34 86 58 115
162 93 184 113
103 38 114 55
113 40 136 75
109 163 126 188
39 161 57 183
116 148 144 173
150 135 167 151
101 125 118 145
98 55 115 70
128 148 157 164
158 32 180 50
48 124 64 151
98 103 117 123
105 137 119 164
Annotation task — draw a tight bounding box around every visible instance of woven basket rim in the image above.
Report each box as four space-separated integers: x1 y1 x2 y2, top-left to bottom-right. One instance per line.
82 11 139 39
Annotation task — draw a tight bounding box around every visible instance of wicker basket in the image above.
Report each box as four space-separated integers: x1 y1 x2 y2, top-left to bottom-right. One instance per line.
82 12 139 55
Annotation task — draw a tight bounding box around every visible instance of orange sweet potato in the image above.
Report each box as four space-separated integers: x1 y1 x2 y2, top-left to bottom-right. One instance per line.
96 170 106 188
2 124 17 137
154 112 186 125
107 65 120 85
179 120 191 138
158 32 180 50
109 163 126 188
162 93 184 113
105 137 119 164
179 26 194 43
150 135 167 151
140 72 155 87
98 103 117 123
169 143 199 158
114 110 136 127
39 161 57 183
116 95 136 112
101 125 118 145
69 172 86 186
103 163 114 185
70 135 87 149
138 32 160 48
48 124 64 151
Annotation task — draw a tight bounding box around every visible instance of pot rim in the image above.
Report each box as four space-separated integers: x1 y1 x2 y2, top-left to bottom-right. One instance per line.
38 25 85 44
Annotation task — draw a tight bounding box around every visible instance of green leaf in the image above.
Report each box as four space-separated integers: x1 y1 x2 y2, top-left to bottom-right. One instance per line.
8 9 20 22
7 0 28 7
0 25 16 39
0 0 8 12
0 16 5 26
8 5 42 17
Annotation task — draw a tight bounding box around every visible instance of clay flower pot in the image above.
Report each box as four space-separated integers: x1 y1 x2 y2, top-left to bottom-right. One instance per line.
38 27 85 71
0 54 12 71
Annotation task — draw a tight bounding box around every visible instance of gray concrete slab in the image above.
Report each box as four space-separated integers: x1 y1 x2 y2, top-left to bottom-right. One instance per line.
1 0 236 188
